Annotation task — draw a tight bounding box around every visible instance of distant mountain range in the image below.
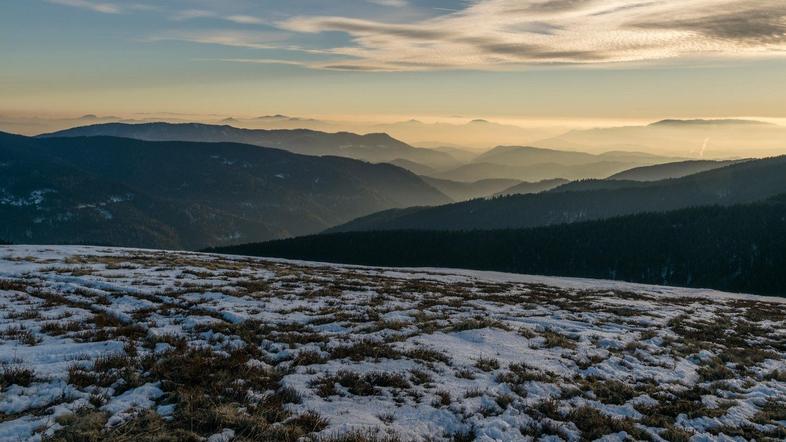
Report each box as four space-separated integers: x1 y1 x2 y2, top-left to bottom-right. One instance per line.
327 156 786 233
44 122 707 185
428 146 480 163
649 118 774 127
211 195 786 296
534 119 786 158
608 159 746 181
7 115 784 160
431 160 652 183
426 145 683 182
414 146 732 185
474 145 673 167
42 122 461 170
420 177 523 201
495 179 570 196
385 158 438 176
371 119 563 149
0 131 449 249
422 176 574 201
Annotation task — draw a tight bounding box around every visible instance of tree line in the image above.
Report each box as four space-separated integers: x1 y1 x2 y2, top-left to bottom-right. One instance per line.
211 195 786 297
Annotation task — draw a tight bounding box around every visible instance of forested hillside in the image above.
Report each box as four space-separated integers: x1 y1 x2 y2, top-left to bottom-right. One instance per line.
213 196 786 296
421 177 524 201
495 178 570 196
608 159 744 181
0 131 448 248
328 156 786 233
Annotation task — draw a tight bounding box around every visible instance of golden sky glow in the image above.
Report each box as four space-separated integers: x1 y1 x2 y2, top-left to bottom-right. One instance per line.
2 0 786 130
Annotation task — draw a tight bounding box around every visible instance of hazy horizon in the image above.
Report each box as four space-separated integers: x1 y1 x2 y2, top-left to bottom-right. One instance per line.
4 110 786 158
4 0 786 144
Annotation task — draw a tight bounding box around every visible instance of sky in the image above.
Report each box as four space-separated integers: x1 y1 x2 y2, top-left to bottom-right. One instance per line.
2 0 786 123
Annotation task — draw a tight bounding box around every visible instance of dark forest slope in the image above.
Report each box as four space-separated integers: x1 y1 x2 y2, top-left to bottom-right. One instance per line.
0 132 448 248
328 156 786 233
212 196 786 296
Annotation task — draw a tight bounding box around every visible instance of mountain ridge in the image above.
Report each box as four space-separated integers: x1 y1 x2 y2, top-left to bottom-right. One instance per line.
649 118 774 127
608 159 746 181
420 177 524 201
1 132 449 249
326 155 786 233
534 119 786 157
41 122 460 170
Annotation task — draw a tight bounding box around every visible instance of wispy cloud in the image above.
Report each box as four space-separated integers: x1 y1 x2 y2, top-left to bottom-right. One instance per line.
144 30 339 59
277 0 786 71
367 0 410 7
172 9 216 21
172 9 267 26
225 15 266 25
53 0 785 72
145 30 290 50
46 0 157 14
208 58 308 66
47 0 122 14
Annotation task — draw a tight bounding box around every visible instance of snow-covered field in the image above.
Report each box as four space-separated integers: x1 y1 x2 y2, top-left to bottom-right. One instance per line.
0 245 784 441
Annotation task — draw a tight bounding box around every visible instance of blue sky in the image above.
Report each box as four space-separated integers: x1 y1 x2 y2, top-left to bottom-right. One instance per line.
2 0 786 121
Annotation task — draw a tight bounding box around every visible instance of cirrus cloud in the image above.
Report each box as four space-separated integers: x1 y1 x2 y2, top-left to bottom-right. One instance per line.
46 0 156 14
277 0 786 71
47 0 122 14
